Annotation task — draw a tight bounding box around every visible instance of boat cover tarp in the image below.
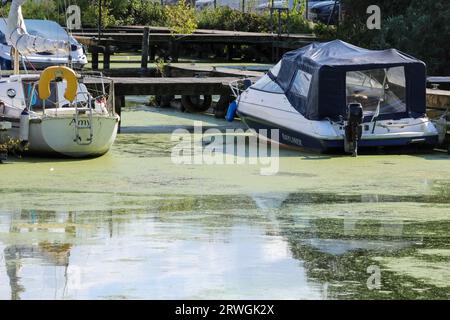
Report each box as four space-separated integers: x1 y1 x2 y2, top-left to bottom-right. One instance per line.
5 0 68 55
269 40 427 120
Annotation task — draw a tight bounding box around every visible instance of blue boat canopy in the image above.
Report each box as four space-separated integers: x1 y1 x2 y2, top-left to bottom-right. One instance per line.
269 40 427 121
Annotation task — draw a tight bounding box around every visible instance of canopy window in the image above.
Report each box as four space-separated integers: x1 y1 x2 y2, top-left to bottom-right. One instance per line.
346 67 407 116
292 70 312 98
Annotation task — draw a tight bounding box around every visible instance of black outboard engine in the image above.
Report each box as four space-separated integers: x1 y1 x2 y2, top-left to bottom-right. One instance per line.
344 103 364 157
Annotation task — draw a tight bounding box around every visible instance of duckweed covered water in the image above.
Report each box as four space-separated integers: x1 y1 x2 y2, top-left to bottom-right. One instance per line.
0 101 449 299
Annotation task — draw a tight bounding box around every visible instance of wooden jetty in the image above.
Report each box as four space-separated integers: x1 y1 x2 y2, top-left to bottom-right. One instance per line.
427 88 450 111
72 27 316 70
164 64 266 78
73 26 316 46
86 75 254 131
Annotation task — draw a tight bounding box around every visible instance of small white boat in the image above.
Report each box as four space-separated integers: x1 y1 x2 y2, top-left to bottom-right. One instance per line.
233 40 440 155
0 0 119 158
0 73 119 157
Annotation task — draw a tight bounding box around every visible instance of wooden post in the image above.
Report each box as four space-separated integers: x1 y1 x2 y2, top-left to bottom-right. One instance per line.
115 95 125 133
169 40 179 63
12 48 20 75
92 47 99 71
103 48 111 70
149 45 156 62
226 44 234 61
141 27 150 69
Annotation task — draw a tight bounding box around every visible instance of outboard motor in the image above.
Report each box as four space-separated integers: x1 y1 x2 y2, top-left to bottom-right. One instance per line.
344 103 364 157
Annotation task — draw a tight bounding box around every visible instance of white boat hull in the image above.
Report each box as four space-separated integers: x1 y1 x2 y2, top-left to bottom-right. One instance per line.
237 88 440 152
9 115 119 157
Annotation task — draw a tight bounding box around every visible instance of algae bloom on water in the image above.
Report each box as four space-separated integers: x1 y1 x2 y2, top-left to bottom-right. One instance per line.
0 105 449 300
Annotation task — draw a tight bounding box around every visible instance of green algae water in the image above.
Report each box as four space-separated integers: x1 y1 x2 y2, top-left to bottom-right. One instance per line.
0 99 449 299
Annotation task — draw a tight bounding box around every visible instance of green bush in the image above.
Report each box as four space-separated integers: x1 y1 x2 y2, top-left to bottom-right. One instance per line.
2 0 312 34
314 0 450 75
0 0 62 23
109 0 167 26
196 6 312 34
166 1 197 34
4 0 447 74
197 7 269 32
378 0 450 75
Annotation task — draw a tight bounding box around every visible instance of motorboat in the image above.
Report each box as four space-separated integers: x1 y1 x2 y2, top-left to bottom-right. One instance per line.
233 40 440 155
0 0 119 158
0 19 87 71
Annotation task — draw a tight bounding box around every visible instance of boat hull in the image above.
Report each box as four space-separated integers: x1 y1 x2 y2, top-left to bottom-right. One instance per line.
238 111 439 153
8 115 119 158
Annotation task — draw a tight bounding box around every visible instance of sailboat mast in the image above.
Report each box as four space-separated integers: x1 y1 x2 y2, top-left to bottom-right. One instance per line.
13 47 19 75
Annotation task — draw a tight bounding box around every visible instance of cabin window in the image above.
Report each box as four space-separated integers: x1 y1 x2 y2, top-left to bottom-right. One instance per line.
292 70 312 98
23 82 59 110
346 67 407 116
251 75 284 94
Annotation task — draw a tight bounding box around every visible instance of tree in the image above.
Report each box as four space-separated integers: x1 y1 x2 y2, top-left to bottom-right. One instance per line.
315 0 450 75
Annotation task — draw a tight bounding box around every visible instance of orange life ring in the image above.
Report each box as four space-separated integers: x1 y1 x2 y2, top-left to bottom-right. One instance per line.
38 66 78 102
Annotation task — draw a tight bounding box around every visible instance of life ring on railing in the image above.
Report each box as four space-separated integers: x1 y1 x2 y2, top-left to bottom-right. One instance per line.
38 66 78 102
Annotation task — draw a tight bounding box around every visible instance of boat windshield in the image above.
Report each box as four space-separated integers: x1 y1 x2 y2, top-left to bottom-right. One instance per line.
346 66 407 116
251 75 284 94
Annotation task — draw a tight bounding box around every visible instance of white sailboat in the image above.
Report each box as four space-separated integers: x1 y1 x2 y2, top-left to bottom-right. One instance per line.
0 0 119 157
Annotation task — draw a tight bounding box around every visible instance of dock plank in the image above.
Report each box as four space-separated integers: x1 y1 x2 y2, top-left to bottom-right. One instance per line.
84 76 246 96
427 89 450 110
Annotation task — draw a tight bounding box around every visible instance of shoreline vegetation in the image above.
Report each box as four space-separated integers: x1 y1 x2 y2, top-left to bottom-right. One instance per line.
0 0 448 74
0 137 24 163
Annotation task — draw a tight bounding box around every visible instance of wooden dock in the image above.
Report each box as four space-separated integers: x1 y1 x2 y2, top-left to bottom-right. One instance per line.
109 76 240 97
427 89 450 111
73 27 316 46
87 76 253 129
164 64 265 78
73 27 316 69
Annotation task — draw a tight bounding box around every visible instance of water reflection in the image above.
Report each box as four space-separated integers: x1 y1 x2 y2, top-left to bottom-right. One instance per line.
0 189 449 299
1 211 76 300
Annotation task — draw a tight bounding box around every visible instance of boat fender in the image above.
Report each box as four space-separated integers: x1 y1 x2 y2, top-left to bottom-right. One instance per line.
39 66 78 102
19 108 30 143
226 100 238 122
